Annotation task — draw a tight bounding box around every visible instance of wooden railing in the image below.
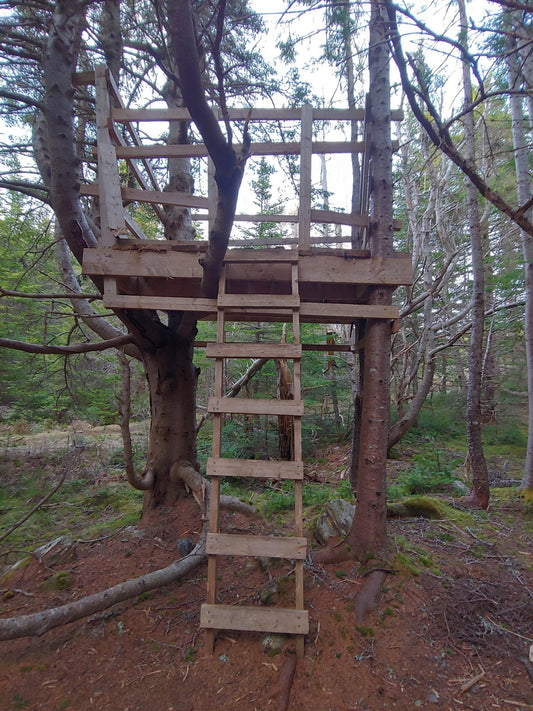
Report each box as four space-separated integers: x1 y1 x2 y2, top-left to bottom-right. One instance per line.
81 65 403 251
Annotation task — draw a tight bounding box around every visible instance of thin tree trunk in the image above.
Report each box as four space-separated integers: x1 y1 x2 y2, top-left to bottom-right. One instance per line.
459 0 489 509
507 14 533 492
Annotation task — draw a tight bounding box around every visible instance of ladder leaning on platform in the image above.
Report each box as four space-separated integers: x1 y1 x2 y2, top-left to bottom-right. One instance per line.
200 252 309 657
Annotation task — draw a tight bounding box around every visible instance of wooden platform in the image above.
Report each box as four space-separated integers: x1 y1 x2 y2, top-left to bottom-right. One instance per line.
82 243 411 323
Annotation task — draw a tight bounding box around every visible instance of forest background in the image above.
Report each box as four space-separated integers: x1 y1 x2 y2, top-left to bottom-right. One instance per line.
0 2 531 707
0 0 531 491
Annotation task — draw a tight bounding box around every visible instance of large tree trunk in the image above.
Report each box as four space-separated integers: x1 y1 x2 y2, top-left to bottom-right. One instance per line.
347 0 394 560
141 329 199 511
315 0 394 577
40 1 204 513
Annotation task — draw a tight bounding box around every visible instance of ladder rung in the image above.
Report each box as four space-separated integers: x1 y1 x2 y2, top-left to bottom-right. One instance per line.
208 397 304 416
206 343 302 359
200 604 309 635
218 294 299 309
206 533 307 559
207 457 303 480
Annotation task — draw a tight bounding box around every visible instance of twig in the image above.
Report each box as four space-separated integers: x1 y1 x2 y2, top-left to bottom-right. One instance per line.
458 669 485 695
0 460 69 544
484 617 533 643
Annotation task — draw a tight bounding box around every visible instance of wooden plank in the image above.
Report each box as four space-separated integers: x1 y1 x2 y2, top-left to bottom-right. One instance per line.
123 213 149 240
73 70 95 86
99 296 399 321
299 105 313 249
81 182 208 209
83 247 204 279
218 294 300 309
233 214 298 224
94 66 126 244
310 209 368 227
206 343 302 359
228 237 299 247
113 140 369 160
206 533 307 559
112 107 403 123
300 302 399 320
112 107 364 122
298 253 413 286
120 186 208 209
224 249 298 262
208 397 304 416
200 604 309 635
207 457 304 480
102 294 216 311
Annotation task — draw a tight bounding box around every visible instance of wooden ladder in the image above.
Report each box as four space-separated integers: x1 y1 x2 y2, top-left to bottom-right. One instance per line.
200 253 309 658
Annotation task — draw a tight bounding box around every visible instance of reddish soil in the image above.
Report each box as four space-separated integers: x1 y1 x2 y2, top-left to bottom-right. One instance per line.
1 453 532 711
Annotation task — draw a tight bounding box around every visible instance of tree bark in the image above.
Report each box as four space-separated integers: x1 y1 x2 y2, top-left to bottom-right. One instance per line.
316 0 394 570
459 0 490 509
506 14 533 493
140 329 200 511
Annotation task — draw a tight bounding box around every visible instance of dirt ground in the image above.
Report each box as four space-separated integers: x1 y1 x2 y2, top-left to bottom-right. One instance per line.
0 447 532 711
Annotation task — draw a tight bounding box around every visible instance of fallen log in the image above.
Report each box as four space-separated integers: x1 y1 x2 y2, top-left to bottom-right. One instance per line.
0 543 206 641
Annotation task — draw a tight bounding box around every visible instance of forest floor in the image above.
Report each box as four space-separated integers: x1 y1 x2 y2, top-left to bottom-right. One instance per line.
0 427 532 711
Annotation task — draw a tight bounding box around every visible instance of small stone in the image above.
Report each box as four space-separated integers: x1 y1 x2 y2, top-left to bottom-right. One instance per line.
426 690 440 704
261 633 286 651
177 538 195 557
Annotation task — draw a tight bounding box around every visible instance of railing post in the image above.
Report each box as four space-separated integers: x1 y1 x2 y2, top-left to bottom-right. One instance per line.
298 104 313 250
94 65 125 248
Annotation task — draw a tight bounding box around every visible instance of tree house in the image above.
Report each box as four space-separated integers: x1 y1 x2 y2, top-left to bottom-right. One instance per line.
81 66 411 656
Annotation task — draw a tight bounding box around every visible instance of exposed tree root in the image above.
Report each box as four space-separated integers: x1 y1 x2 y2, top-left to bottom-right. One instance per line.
273 652 297 711
0 542 206 641
312 544 392 622
460 492 490 510
311 540 355 565
173 461 257 518
354 569 388 622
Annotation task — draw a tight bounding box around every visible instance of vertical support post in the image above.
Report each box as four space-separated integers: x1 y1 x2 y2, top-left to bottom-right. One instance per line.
205 267 227 656
299 105 313 250
94 65 125 246
94 65 125 300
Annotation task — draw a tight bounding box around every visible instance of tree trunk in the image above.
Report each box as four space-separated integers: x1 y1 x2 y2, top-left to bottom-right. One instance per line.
141 330 199 511
346 0 394 560
507 14 533 493
459 0 489 509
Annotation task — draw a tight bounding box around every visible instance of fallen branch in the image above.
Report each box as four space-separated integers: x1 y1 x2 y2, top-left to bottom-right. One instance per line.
0 542 206 641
